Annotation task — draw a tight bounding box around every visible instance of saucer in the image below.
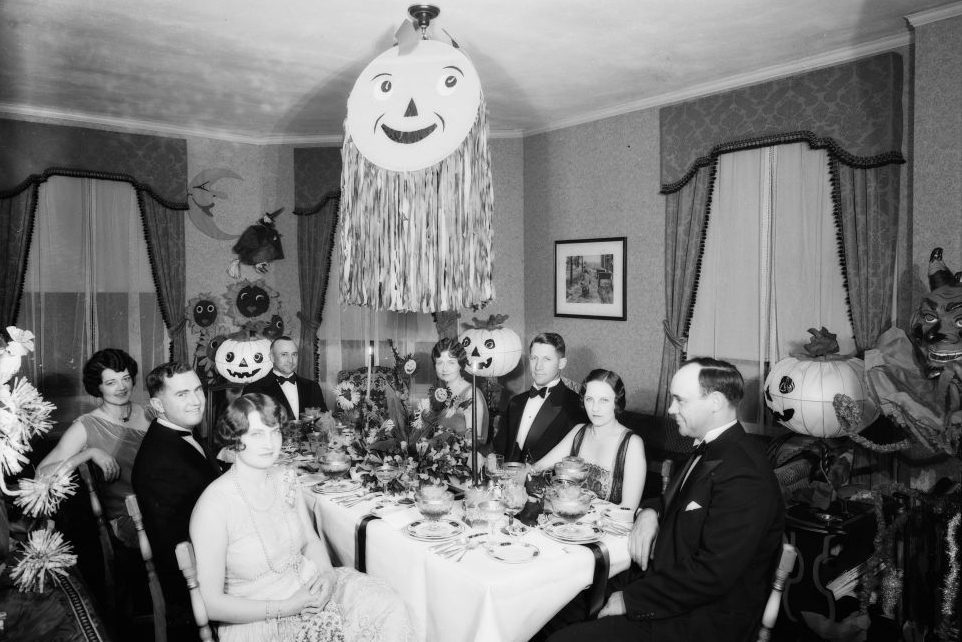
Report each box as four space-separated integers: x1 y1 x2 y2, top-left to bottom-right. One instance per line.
485 541 540 564
404 520 465 541
542 520 604 544
312 479 362 494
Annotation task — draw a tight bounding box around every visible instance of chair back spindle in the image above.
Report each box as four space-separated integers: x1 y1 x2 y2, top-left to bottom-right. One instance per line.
175 541 215 642
126 494 166 642
78 462 116 613
757 542 798 642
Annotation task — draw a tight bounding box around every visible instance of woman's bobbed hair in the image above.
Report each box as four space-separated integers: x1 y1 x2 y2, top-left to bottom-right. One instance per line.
215 393 288 451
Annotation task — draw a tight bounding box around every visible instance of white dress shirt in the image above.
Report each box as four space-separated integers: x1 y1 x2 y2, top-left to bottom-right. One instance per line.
681 419 737 488
515 378 561 450
158 418 206 457
275 369 300 418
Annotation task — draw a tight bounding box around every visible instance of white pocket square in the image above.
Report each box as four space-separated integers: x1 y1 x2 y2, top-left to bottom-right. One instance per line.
684 501 702 511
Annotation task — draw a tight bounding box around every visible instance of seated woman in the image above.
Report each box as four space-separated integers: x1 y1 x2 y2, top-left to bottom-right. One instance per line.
531 369 646 511
37 348 149 547
190 393 414 641
428 337 489 447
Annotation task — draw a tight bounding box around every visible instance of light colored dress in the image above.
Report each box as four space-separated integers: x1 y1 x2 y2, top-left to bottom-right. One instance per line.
436 384 490 445
209 472 415 642
79 412 146 547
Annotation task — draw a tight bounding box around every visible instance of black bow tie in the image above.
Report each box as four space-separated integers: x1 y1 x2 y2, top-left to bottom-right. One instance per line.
692 441 708 456
174 429 194 440
528 386 548 399
277 374 295 385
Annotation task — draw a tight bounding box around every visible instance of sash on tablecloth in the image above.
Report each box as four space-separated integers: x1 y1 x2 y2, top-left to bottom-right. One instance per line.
354 514 381 572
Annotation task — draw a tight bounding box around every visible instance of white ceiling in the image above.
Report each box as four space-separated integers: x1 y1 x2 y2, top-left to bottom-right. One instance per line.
1 0 959 144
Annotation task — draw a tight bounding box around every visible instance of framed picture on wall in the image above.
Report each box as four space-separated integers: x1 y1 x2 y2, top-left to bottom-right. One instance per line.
554 237 627 320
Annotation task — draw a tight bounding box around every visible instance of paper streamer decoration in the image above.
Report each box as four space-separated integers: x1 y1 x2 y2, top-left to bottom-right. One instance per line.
340 21 495 312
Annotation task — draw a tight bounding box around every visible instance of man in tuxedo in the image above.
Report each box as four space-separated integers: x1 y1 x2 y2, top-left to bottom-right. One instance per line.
492 332 586 463
243 335 327 420
548 358 784 642
132 362 220 640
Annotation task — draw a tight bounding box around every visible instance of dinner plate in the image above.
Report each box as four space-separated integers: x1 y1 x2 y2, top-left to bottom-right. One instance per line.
542 520 604 544
485 541 540 564
298 472 328 486
312 479 362 494
404 520 465 541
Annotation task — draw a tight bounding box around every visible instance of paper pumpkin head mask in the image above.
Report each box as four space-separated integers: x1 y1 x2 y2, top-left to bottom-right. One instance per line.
346 39 482 172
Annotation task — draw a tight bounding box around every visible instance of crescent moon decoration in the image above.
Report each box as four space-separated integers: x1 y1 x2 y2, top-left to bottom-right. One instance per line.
186 168 245 240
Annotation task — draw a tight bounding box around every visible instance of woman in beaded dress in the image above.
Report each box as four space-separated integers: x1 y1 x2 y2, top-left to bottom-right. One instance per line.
189 393 414 642
531 369 647 511
428 337 489 448
37 348 150 547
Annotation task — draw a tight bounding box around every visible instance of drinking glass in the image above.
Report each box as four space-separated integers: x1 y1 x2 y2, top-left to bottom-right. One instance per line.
485 454 505 481
463 483 491 529
374 463 399 494
478 498 505 541
501 479 528 537
503 462 528 485
318 449 352 481
414 487 454 533
545 486 594 538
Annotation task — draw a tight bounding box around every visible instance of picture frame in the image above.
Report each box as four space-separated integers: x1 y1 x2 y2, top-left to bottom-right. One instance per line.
554 237 627 320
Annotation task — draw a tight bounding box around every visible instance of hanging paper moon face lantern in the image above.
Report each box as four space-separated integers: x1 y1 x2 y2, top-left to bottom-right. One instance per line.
764 356 878 438
214 332 272 384
346 39 482 172
192 299 218 328
460 326 522 378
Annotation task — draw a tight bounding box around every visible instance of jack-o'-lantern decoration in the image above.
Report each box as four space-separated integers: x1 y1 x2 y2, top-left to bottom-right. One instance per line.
214 331 272 384
186 293 221 332
765 353 878 438
340 12 494 313
225 278 281 328
459 314 521 378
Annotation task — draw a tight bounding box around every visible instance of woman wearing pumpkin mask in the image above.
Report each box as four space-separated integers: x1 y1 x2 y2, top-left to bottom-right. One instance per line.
37 348 150 547
189 393 414 641
427 337 490 449
530 369 646 511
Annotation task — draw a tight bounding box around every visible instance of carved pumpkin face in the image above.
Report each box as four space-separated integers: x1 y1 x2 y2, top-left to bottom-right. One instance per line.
460 326 522 378
192 299 218 328
236 285 270 318
346 39 482 172
214 333 272 384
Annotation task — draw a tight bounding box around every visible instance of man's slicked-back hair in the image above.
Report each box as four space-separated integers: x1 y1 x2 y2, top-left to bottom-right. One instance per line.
270 335 296 351
682 357 744 406
530 332 566 357
145 362 195 398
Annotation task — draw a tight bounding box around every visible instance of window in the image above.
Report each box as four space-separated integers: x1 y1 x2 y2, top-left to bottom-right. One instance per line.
687 143 855 426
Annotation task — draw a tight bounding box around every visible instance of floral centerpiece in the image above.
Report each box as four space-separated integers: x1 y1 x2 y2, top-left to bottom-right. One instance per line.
1 326 77 593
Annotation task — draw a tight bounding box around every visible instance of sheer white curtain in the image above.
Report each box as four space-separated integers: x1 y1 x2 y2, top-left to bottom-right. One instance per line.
317 240 439 407
687 143 854 425
18 176 168 426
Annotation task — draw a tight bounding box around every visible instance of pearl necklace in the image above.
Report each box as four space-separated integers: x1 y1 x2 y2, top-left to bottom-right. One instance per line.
231 469 300 576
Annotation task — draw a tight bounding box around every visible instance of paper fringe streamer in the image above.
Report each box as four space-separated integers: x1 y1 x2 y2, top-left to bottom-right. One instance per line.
14 473 78 517
941 512 960 640
339 97 495 312
10 529 77 593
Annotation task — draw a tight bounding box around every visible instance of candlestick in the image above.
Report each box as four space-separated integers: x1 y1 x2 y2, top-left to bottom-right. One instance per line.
468 357 481 485
366 341 373 402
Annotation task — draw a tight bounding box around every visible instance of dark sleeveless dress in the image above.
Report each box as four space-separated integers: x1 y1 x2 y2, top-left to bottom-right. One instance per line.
569 424 633 505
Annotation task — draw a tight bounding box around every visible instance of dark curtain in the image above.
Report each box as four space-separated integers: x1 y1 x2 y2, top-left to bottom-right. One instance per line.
0 182 38 326
138 189 189 365
832 161 901 353
655 162 716 451
294 191 340 381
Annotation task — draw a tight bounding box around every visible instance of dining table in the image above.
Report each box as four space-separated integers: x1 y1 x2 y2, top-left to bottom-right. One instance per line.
300 469 632 642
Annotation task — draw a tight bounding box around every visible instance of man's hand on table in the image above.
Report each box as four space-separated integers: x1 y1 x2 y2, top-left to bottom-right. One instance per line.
627 508 659 570
597 591 626 618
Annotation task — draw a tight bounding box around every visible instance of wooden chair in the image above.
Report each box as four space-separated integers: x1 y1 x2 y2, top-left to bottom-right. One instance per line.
756 542 798 642
126 494 166 642
175 541 215 642
77 462 116 614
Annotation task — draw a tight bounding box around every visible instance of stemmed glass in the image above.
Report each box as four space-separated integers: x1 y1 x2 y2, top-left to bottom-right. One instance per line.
414 486 455 534
374 462 399 495
501 478 528 538
478 497 505 542
485 454 505 484
545 486 594 539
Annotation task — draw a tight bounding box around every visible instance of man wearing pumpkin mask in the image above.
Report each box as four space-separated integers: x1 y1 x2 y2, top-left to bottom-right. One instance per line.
493 332 586 463
243 335 327 420
133 361 220 641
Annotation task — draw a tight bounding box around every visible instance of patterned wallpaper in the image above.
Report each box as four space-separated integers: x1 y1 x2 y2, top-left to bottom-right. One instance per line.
912 15 962 278
0 118 188 203
660 52 904 189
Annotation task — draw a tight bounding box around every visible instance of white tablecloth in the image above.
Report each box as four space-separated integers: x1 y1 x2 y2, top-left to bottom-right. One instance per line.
304 487 630 642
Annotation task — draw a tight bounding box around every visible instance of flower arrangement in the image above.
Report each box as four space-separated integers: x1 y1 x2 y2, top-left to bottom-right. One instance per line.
1 326 77 593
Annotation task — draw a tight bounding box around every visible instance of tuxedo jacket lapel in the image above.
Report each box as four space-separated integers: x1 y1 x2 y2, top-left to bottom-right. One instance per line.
522 387 563 452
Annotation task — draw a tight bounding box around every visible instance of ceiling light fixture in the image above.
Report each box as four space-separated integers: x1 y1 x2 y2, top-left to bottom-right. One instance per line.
408 4 440 39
